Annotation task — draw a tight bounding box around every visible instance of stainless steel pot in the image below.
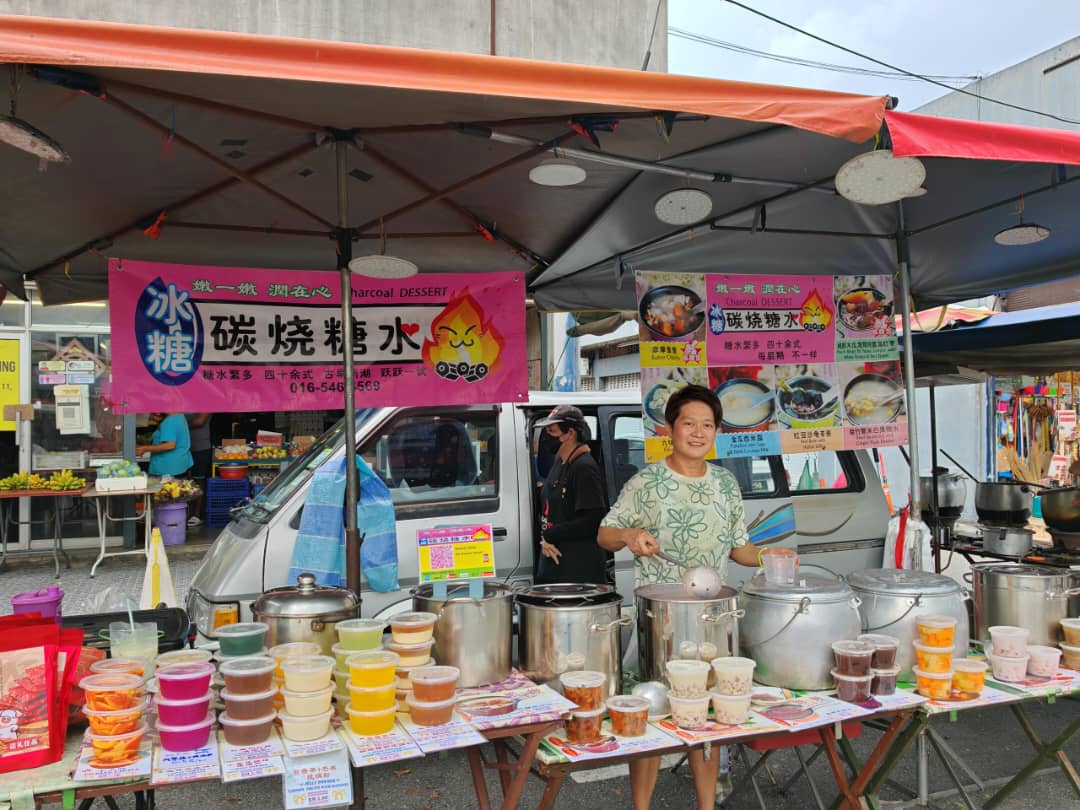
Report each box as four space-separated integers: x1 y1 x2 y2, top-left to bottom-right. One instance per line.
981 525 1033 557
975 482 1034 525
1040 487 1080 531
251 573 360 654
739 575 861 690
969 563 1080 646
635 583 743 684
413 581 513 687
517 583 627 699
847 569 970 678
919 471 967 511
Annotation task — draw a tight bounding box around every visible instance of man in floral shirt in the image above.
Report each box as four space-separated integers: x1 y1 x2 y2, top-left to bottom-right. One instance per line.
599 383 759 810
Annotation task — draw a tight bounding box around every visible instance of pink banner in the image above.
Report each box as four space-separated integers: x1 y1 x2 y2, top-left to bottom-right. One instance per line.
108 260 527 413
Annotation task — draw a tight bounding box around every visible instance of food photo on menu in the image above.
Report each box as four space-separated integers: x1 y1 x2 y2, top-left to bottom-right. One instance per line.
708 366 778 434
773 363 842 429
840 361 907 428
636 273 708 342
834 275 895 339
640 366 707 437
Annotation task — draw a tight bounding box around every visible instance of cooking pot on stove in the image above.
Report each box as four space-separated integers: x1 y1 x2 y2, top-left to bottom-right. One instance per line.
919 470 967 512
1039 486 1080 532
975 482 1033 525
980 525 1033 557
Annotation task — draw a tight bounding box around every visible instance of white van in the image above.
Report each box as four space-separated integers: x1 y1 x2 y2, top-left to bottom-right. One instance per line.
185 392 890 639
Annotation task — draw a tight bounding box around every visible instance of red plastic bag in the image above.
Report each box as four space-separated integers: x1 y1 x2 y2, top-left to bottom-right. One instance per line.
0 620 59 772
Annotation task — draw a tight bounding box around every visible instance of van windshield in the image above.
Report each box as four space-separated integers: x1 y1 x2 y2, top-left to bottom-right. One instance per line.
237 409 377 524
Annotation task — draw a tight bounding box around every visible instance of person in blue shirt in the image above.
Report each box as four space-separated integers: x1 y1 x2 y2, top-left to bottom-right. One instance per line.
137 412 193 477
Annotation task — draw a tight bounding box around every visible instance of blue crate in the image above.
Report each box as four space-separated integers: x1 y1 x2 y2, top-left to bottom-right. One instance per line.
251 483 266 498
207 477 250 494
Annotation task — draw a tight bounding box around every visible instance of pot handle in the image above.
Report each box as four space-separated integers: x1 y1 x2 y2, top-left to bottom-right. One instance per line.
962 572 973 584
1047 587 1080 600
800 562 843 580
589 616 635 633
862 593 924 633
742 597 810 648
701 608 746 624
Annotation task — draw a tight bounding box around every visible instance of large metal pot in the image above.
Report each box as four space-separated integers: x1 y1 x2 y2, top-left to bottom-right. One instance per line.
413 581 513 687
251 573 360 654
981 526 1033 557
739 575 861 691
975 482 1034 525
970 563 1080 646
847 569 970 678
635 583 743 684
517 583 627 699
1040 487 1080 531
919 471 967 512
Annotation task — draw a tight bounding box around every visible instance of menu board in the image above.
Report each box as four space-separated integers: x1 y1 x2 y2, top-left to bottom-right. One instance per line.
637 272 906 460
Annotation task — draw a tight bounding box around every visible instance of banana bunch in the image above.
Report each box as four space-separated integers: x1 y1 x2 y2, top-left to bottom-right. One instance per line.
0 471 59 491
46 469 86 491
254 446 287 459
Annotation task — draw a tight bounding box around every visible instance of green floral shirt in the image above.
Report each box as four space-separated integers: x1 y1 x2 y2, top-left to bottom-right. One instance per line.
601 461 748 586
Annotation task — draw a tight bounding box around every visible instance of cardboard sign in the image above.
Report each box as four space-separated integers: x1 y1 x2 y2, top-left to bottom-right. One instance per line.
417 525 495 582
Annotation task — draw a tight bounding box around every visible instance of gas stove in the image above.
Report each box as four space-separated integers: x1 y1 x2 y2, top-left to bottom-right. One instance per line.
1048 528 1080 553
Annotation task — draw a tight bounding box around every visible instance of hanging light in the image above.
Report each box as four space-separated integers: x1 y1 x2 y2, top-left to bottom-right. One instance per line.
348 255 419 278
654 188 713 226
835 149 925 205
528 158 587 187
0 67 69 164
994 195 1050 246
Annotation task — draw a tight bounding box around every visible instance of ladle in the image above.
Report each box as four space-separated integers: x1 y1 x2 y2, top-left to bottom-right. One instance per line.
655 550 726 599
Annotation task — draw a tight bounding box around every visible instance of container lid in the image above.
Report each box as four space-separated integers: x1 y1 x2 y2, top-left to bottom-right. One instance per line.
348 682 396 693
335 618 386 633
79 673 143 692
280 655 335 675
218 656 276 677
347 651 400 669
847 568 961 597
269 642 322 660
156 692 213 707
634 582 737 604
405 693 457 709
158 662 214 682
517 582 620 606
219 711 277 727
81 704 143 717
389 612 437 628
157 712 214 732
216 622 269 638
11 586 63 605
385 639 434 654
277 708 333 722
830 668 872 682
740 574 853 604
561 670 607 688
90 659 146 676
253 573 359 619
606 695 650 712
220 687 277 702
85 721 148 742
346 704 397 717
155 649 214 668
217 647 269 662
409 666 459 685
280 685 334 699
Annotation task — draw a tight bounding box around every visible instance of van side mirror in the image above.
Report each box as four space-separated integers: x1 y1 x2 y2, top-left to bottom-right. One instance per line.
289 507 303 530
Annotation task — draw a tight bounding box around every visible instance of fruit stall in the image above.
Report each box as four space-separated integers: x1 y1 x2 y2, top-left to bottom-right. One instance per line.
206 438 297 528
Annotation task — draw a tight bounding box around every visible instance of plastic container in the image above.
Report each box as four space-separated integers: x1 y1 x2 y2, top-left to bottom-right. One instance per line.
86 721 148 767
410 666 459 702
857 634 900 669
269 642 322 677
564 707 604 743
915 615 957 648
157 712 214 752
606 696 649 737
346 705 396 737
11 585 63 622
989 652 1030 682
831 669 873 703
951 659 987 694
988 626 1029 658
219 656 276 695
109 621 160 664
665 659 710 697
331 642 357 671
709 691 751 724
335 619 387 651
220 687 278 721
80 674 143 712
870 667 900 696
278 708 333 741
333 668 350 693
913 667 953 699
281 685 334 717
90 658 146 680
83 705 143 736
389 612 437 644
272 678 286 711
405 694 456 727
157 662 214 701
280 656 335 692
709 657 756 696
561 670 607 710
1026 645 1062 677
1060 618 1080 646
156 693 212 727
760 548 799 585
219 711 275 746
913 642 954 674
347 651 400 687
668 693 711 729
347 682 396 712
216 622 269 657
155 649 214 670
395 658 435 690
396 688 413 712
1061 642 1080 670
831 641 875 676
384 639 435 668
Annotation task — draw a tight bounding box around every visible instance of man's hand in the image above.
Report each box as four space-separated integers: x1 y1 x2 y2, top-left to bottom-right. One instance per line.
539 539 562 564
625 530 661 557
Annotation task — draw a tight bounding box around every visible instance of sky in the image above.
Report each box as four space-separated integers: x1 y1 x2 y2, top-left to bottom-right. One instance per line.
667 0 1080 111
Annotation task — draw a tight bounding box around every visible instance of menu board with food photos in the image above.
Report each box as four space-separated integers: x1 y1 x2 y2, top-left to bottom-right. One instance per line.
637 271 906 461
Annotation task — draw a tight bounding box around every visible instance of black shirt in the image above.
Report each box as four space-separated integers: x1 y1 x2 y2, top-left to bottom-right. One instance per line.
537 449 608 584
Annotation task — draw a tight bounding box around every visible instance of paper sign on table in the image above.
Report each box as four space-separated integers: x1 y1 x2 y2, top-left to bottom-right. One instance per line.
72 743 153 782
151 739 221 785
986 668 1080 697
398 713 486 753
282 747 353 809
338 722 424 768
457 684 576 731
751 694 874 733
218 728 286 763
867 690 927 711
280 728 344 759
540 721 683 763
221 755 285 783
923 683 1023 714
655 710 785 744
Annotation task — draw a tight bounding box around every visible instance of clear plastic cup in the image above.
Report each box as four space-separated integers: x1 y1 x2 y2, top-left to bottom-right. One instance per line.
336 619 387 651
831 641 875 676
709 657 756 696
269 642 322 677
409 666 460 702
281 685 334 717
913 642 954 674
665 659 710 697
389 612 437 644
347 705 396 736
760 548 799 585
1026 645 1062 677
915 616 957 648
1060 642 1080 670
709 691 752 724
1060 618 1080 646
347 650 400 687
280 655 335 692
857 634 900 669
988 626 1029 658
384 639 435 667
109 621 159 664
157 712 214 752
989 652 1029 682
951 659 987 694
216 622 269 657
219 711 275 746
831 669 873 703
668 693 710 729
561 670 607 710
913 667 953 699
870 666 900 696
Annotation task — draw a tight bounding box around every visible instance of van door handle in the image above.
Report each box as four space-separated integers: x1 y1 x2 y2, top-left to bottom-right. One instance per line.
493 526 508 541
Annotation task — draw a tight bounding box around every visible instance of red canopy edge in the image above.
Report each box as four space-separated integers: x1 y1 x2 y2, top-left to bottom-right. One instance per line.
886 110 1080 166
0 14 887 142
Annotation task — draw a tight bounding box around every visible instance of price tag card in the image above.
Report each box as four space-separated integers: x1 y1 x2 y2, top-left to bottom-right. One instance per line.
282 747 353 809
72 743 153 782
151 739 221 786
218 728 286 763
221 755 285 783
339 722 424 768
398 714 486 753
280 728 344 760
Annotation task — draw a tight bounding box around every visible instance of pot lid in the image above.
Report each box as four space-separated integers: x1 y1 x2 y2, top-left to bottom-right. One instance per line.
634 582 737 604
976 563 1065 579
517 582 616 605
741 573 853 604
253 573 359 618
847 568 961 596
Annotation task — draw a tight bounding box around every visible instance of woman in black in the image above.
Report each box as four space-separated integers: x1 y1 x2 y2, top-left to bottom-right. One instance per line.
534 405 608 584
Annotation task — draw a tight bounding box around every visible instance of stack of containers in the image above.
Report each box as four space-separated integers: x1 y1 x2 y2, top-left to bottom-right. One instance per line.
345 650 399 736
219 656 278 746
269 642 322 713
1061 618 1080 670
665 660 710 730
858 633 901 697
81 673 148 765
216 623 270 662
562 670 608 742
708 656 755 723
331 619 387 719
387 613 437 717
988 624 1062 681
911 615 957 699
406 666 460 727
831 641 875 703
278 654 335 741
155 662 216 751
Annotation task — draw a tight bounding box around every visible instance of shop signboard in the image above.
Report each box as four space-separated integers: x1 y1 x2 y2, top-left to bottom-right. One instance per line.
0 339 17 431
108 260 527 413
636 271 907 460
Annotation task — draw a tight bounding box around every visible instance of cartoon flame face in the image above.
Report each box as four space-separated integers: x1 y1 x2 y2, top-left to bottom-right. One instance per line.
421 292 505 381
799 290 833 332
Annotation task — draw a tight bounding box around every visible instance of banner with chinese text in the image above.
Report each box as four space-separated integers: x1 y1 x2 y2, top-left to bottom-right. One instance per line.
637 271 905 460
109 260 527 413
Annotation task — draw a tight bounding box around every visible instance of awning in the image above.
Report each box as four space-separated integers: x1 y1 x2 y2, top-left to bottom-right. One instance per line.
886 110 1080 165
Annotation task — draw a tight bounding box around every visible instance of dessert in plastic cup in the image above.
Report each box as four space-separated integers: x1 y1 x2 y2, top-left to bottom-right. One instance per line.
950 660 987 694
405 694 456 727
665 659 710 697
912 667 953 700
281 685 334 717
156 693 212 727
915 615 957 648
269 642 322 677
870 667 900 696
988 626 1029 658
565 707 604 743
1060 618 1080 646
606 696 650 737
831 669 872 703
831 640 875 676
1026 645 1062 678
561 670 607 710
333 668 350 693
709 691 751 724
347 704 396 736
347 650 400 687
1061 642 1080 671
87 721 148 768
219 711 276 746
988 652 1029 682
668 693 711 729
384 639 435 668
389 612 437 644
348 682 396 712
395 658 436 690
913 642 954 674
80 674 144 712
396 688 413 712
331 642 358 671
279 708 334 741
336 618 387 651
409 666 460 702
90 658 146 680
280 655 335 692
155 649 213 670
220 687 278 721
83 704 143 736
157 712 214 752
216 622 269 657
219 656 276 694
857 634 900 669
157 662 215 701
709 657 755 696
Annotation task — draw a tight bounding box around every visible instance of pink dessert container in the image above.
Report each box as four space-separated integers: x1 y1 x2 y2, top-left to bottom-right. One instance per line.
156 712 215 752
157 662 214 701
156 692 212 727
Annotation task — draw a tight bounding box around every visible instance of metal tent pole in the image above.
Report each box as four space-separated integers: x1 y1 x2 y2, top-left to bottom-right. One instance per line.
896 201 923 568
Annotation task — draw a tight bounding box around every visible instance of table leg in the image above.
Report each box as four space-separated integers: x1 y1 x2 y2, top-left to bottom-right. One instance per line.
916 728 929 805
52 500 62 578
536 767 567 810
0 500 9 572
497 729 546 810
350 764 365 809
926 725 977 810
493 739 513 796
862 711 928 800
468 746 492 810
818 729 861 810
983 702 1080 809
90 499 107 577
796 745 829 810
